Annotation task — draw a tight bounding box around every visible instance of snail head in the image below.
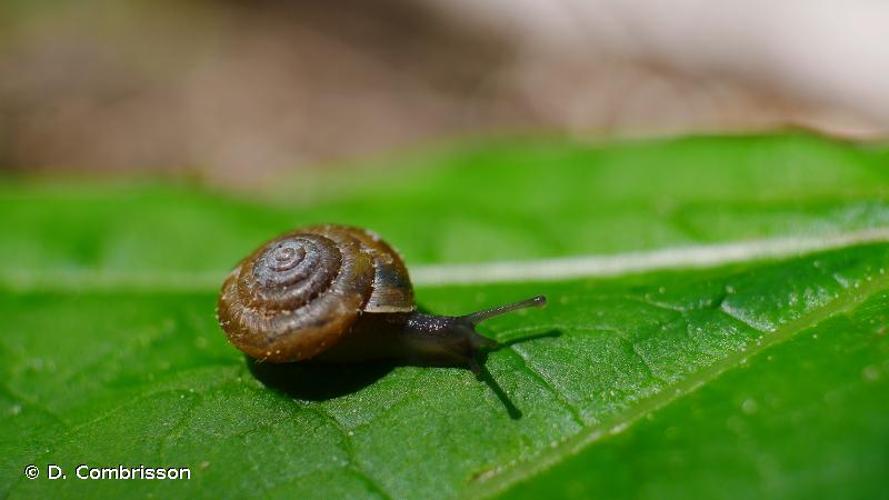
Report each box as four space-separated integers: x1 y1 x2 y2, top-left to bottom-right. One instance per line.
401 295 548 370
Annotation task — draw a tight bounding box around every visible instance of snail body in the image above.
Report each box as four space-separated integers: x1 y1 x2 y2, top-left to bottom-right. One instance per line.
217 225 545 370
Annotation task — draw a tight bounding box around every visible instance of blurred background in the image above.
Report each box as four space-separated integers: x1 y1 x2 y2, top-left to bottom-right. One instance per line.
2 0 888 186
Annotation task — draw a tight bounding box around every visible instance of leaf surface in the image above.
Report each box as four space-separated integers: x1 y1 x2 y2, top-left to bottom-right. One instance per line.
2 134 888 498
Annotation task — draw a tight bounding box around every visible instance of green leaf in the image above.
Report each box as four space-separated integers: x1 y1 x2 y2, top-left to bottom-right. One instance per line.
2 134 889 498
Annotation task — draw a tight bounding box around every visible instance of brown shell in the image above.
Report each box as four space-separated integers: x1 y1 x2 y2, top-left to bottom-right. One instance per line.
217 225 415 362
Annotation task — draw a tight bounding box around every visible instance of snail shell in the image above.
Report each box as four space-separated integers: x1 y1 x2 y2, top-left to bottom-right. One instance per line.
218 225 414 362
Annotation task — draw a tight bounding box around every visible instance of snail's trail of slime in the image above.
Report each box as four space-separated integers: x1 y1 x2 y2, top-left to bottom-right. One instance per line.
3 228 889 292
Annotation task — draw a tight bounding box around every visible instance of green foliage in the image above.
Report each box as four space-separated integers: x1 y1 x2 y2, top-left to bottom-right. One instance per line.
2 134 888 498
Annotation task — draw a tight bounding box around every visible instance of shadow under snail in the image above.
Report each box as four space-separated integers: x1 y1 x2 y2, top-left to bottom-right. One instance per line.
216 224 547 374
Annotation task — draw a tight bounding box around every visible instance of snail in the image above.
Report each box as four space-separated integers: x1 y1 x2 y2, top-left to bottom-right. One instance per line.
216 224 546 373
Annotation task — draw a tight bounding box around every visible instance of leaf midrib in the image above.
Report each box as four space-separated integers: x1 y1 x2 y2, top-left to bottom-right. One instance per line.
3 229 889 293
468 267 889 498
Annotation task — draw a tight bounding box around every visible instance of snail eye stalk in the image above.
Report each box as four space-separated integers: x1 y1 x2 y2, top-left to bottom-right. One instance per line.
463 295 547 325
463 295 548 354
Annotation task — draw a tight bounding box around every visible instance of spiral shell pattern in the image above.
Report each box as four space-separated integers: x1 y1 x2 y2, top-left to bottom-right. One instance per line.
217 225 414 362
